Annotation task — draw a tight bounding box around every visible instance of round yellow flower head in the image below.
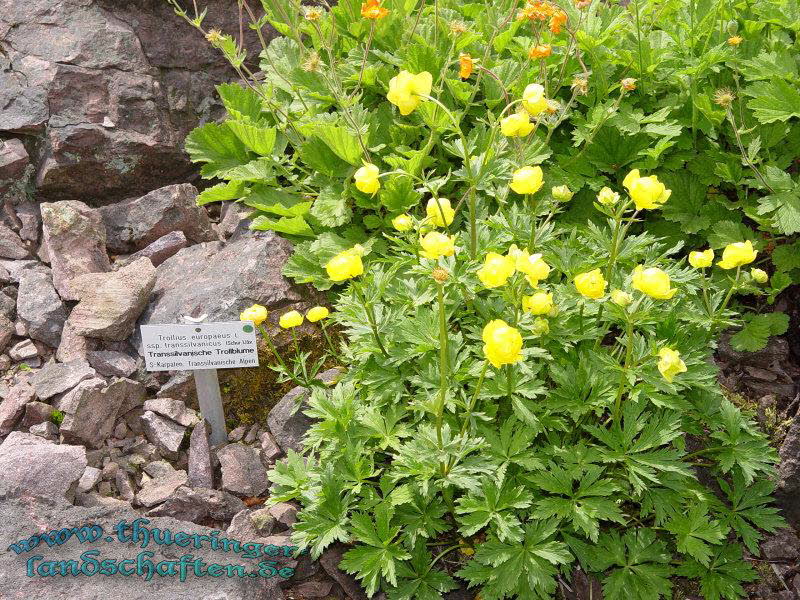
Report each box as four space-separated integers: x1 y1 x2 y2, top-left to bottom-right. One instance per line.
392 213 413 232
500 112 534 137
387 70 432 115
354 164 381 195
522 83 548 115
552 185 573 201
751 268 769 284
658 347 687 383
510 247 551 286
240 304 268 326
426 198 455 227
482 319 523 368
596 187 620 206
279 310 304 329
325 245 365 281
623 169 671 210
531 317 550 336
688 248 714 268
522 291 553 315
632 266 677 300
477 252 516 288
610 289 632 307
306 306 330 322
718 241 757 269
510 166 544 195
728 35 743 46
420 231 456 259
574 269 607 299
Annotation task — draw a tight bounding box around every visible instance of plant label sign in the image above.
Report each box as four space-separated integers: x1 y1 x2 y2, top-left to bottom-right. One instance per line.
141 322 260 371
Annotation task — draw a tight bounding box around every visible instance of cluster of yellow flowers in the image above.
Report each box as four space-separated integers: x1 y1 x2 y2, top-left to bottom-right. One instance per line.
688 240 764 280
500 84 550 137
239 304 330 329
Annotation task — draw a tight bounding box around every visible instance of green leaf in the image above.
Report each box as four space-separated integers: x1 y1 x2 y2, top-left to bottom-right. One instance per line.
772 241 800 271
185 123 249 177
676 544 758 600
292 466 351 558
380 176 422 213
196 180 247 206
388 544 458 600
730 312 790 352
456 478 532 543
660 172 727 234
250 214 314 237
716 473 786 555
314 124 364 165
744 79 800 124
706 221 757 249
310 183 353 227
243 185 311 217
299 136 351 177
211 157 273 181
666 504 727 566
216 83 263 121
226 121 277 155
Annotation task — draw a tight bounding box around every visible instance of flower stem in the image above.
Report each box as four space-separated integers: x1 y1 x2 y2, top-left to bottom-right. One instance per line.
436 282 449 475
613 317 635 427
321 322 338 355
718 266 742 315
356 285 389 357
291 328 310 385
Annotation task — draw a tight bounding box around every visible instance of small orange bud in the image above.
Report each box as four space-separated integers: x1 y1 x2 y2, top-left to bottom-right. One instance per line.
529 44 552 59
550 10 567 33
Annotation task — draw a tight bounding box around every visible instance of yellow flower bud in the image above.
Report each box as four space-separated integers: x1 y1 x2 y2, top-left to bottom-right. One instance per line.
522 83 548 115
622 169 671 210
658 347 687 383
718 241 757 269
596 187 620 206
482 320 523 368
574 269 607 299
354 164 381 195
306 306 330 322
688 248 714 268
279 310 304 329
552 185 573 201
325 246 365 281
419 231 456 259
510 166 544 195
610 289 632 307
522 291 553 315
391 214 413 232
531 317 549 336
426 198 455 227
751 268 769 284
632 266 677 300
240 304 268 326
477 252 516 288
500 112 534 137
387 70 432 115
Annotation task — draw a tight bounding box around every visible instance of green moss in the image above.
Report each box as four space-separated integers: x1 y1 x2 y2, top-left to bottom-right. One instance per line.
50 410 65 426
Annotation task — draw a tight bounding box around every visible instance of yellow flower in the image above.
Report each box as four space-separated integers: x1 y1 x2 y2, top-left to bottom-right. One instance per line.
510 246 551 286
658 347 687 383
552 185 573 201
632 266 677 300
477 252 516 288
354 164 381 195
688 248 714 268
728 35 743 46
279 310 303 329
426 198 455 227
482 320 523 368
622 169 671 210
459 53 474 79
510 166 544 195
610 289 632 307
522 83 548 115
597 187 620 206
522 291 553 315
531 317 550 336
240 304 268 326
387 70 432 115
718 241 757 269
420 231 456 259
325 245 365 281
751 268 768 284
500 112 534 137
306 306 330 322
574 269 607 299
392 214 413 232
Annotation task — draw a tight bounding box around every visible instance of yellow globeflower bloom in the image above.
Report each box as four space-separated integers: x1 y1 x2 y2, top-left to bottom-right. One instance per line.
510 248 550 287
420 231 456 259
482 320 523 368
306 306 330 322
392 214 413 232
751 268 769 284
500 112 534 137
477 252 516 288
622 169 671 210
279 310 304 329
426 198 455 227
522 291 553 315
510 166 544 195
522 83 548 115
688 248 714 268
240 304 268 326
574 269 607 299
718 241 757 269
354 164 381 195
632 266 677 300
597 187 620 206
325 245 365 282
610 289 632 307
658 347 687 383
387 70 432 115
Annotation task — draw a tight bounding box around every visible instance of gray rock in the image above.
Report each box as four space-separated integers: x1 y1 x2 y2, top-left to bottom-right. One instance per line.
87 349 138 377
0 432 87 502
291 581 334 599
0 138 29 187
269 502 298 530
250 508 277 536
15 202 41 243
260 431 282 465
143 397 199 427
21 400 55 428
9 339 38 362
77 466 102 493
0 222 29 259
218 443 269 497
29 359 96 400
40 200 110 300
157 370 196 403
68 257 156 340
141 410 186 455
0 381 33 435
144 459 177 479
135 468 188 508
116 230 188 269
56 320 100 363
148 486 247 524
228 424 247 442
17 268 67 347
29 420 59 440
778 418 800 527
115 469 136 501
188 420 214 489
113 420 129 439
268 387 315 455
321 544 369 600
0 291 15 320
0 313 12 353
0 258 39 283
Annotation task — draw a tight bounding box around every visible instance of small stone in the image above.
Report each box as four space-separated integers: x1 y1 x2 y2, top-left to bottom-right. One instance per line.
113 421 129 439
115 469 136 501
188 420 214 489
228 425 247 442
9 339 37 362
29 421 58 440
87 350 138 377
143 397 199 427
141 410 186 455
269 502 299 530
218 443 269 497
56 321 100 363
291 581 333 599
17 269 67 347
135 469 188 508
250 508 277 536
21 401 55 428
321 544 369 600
116 231 188 269
102 461 120 481
0 314 12 354
15 202 40 244
244 423 259 444
0 381 35 435
144 459 177 479
30 360 96 400
148 486 246 524
77 466 102 493
259 431 282 465
0 222 29 259
0 138 29 185
14 319 27 337
97 481 113 496
156 371 195 403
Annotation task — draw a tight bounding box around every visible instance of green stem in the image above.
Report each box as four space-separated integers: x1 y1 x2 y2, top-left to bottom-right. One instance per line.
718 266 742 315
291 328 310 385
321 322 338 355
613 317 635 427
357 285 390 357
436 282 449 471
446 361 489 476
469 189 477 259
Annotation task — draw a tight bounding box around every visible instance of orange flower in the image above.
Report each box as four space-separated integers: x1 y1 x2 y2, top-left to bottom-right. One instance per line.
550 10 567 33
361 0 389 19
517 0 557 21
459 53 474 79
529 44 552 59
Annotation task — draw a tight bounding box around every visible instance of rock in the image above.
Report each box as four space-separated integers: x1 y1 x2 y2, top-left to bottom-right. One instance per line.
219 202 252 239
0 138 29 187
0 258 39 283
143 397 199 427
0 291 15 320
290 581 334 598
188 420 214 489
9 339 38 362
30 359 96 400
560 568 604 600
269 503 299 530
22 400 55 428
762 528 800 579
244 424 260 444
87 349 138 377
116 230 188 269
218 443 269 497
228 424 247 442
0 314 12 353
148 486 246 524
115 469 136 501
15 202 41 243
268 387 316 454
141 410 186 455
321 544 369 600
260 431 282 465
68 257 156 341
0 432 86 502
40 201 110 300
135 469 188 508
227 508 277 540
113 421 129 439
0 381 36 435
250 508 277 536
99 184 215 253
56 320 100 363
77 466 102 493
157 370 196 403
0 222 29 259
17 268 67 347
29 421 59 440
